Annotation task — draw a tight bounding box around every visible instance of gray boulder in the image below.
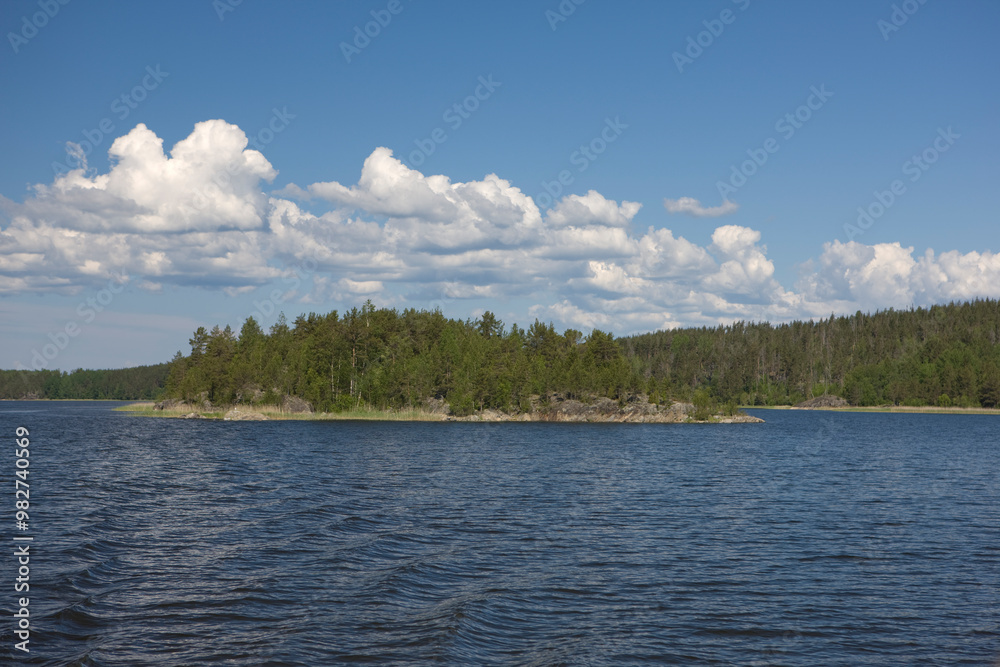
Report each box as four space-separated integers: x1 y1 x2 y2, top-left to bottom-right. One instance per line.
281 395 313 414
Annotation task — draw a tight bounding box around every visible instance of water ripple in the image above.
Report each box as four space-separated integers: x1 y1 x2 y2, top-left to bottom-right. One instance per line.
1 403 998 664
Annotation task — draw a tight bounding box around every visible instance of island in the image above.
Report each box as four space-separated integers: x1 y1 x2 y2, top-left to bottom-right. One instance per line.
6 299 1000 422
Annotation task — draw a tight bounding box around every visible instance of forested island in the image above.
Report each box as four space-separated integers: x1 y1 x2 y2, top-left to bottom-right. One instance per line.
4 299 1000 417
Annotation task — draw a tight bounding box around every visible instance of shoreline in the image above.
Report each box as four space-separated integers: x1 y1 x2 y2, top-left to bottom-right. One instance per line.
748 405 1000 415
8 398 997 417
115 401 764 424
0 398 141 402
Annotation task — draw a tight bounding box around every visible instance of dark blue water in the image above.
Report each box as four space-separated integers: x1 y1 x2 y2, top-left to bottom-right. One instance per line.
0 402 997 665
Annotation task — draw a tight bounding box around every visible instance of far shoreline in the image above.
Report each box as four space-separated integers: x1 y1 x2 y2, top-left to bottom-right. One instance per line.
749 405 1000 415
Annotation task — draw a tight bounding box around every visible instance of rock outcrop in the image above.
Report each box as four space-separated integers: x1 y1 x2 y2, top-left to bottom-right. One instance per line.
149 392 763 424
224 407 268 421
449 393 763 423
156 393 213 412
795 395 849 408
281 395 313 414
422 397 450 416
236 384 265 404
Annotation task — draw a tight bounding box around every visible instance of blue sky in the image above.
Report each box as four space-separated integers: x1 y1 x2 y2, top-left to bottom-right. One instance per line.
1 0 998 370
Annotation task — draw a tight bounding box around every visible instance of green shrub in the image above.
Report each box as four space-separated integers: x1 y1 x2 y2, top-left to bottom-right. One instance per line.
692 388 714 421
332 394 355 413
448 392 475 417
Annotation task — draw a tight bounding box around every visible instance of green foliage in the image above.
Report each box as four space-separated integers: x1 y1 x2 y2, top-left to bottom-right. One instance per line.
691 388 715 421
0 364 170 400
15 299 999 412
621 299 1000 409
979 369 1000 408
447 391 475 417
332 394 355 413
162 304 644 414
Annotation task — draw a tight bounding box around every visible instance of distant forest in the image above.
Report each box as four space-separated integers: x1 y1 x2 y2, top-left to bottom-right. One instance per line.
4 299 1000 410
0 364 170 401
623 298 1000 408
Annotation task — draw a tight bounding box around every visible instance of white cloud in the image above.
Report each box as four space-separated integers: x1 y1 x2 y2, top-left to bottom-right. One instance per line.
529 300 615 330
3 123 1000 340
576 260 647 296
796 241 1000 311
663 196 739 218
298 147 543 252
632 227 716 278
546 190 641 228
702 225 776 295
0 120 282 293
540 226 636 260
37 120 274 234
916 249 1000 302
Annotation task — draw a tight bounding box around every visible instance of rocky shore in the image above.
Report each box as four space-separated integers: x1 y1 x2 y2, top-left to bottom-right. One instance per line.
434 394 763 423
148 393 763 424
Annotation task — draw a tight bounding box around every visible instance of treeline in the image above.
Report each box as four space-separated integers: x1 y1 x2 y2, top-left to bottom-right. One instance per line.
623 298 1000 408
0 364 171 400
165 299 1000 412
165 303 644 415
9 299 1000 409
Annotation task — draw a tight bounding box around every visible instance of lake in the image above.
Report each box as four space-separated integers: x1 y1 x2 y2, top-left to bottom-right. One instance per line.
1 401 997 665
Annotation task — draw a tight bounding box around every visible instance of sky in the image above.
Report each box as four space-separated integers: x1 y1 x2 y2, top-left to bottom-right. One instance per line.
1 0 998 371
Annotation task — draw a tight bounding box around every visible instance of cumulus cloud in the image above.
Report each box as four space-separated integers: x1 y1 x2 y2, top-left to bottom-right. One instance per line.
631 227 715 279
298 147 542 252
40 120 274 234
797 241 1000 311
0 120 282 293
663 196 739 218
703 225 776 295
3 121 1000 337
546 190 641 228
